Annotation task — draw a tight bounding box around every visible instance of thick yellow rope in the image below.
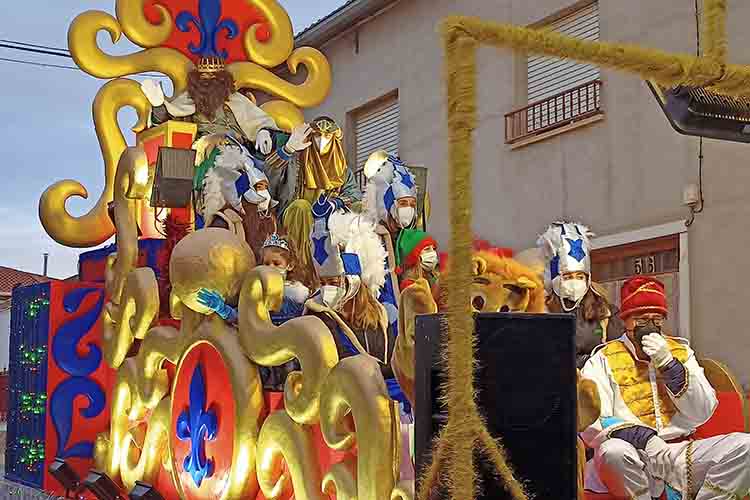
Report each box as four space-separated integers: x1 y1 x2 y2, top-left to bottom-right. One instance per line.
422 0 735 499
415 27 528 500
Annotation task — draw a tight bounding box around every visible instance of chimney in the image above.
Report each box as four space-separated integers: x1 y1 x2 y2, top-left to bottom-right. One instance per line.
43 253 49 277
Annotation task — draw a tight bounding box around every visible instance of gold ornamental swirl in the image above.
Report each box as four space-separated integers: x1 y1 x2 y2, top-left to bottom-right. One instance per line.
39 79 150 247
260 100 306 133
238 267 339 424
95 323 183 484
229 46 332 109
319 356 399 500
255 411 325 500
102 268 159 370
243 0 294 68
321 457 358 500
105 145 153 305
120 397 172 491
68 10 192 93
100 144 157 369
115 0 172 48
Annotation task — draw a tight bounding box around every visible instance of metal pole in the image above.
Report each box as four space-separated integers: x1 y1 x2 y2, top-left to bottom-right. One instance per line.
43 253 49 277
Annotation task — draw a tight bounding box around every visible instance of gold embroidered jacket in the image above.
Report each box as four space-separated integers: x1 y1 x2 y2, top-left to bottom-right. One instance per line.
580 335 717 448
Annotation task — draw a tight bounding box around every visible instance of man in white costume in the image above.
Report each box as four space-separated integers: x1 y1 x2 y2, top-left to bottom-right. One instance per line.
581 276 750 500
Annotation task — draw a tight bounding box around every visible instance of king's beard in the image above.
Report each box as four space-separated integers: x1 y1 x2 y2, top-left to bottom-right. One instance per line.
187 69 235 120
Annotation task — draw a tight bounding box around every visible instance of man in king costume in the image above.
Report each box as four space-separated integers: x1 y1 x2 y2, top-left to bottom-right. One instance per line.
539 221 623 368
581 276 750 500
264 116 362 217
140 53 311 166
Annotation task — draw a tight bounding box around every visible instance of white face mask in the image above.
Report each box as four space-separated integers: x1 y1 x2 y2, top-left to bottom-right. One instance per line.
420 249 438 271
558 278 589 310
256 189 271 211
320 285 345 310
397 206 415 228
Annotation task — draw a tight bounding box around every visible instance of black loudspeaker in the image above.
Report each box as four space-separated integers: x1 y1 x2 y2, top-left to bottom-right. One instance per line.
415 313 577 500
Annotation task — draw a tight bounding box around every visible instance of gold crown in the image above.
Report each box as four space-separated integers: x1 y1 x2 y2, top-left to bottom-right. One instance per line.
197 57 225 78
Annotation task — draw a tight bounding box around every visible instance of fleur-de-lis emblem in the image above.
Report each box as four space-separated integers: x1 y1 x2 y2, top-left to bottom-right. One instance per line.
176 363 218 488
176 0 239 58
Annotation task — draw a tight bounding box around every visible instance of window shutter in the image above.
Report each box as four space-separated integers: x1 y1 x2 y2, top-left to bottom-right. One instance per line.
527 2 600 103
354 98 399 173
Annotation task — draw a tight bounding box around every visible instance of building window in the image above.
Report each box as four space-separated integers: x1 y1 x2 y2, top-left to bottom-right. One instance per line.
505 1 603 145
590 222 690 340
352 93 399 187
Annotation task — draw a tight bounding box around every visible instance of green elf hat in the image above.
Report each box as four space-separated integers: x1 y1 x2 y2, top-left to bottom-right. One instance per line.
395 229 438 274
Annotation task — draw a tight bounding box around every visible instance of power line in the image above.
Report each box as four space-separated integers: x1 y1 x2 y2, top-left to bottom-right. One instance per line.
0 56 167 78
0 38 70 53
0 42 70 58
0 56 79 71
0 38 167 78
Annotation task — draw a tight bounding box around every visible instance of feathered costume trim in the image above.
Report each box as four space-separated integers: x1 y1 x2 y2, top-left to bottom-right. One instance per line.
327 211 388 298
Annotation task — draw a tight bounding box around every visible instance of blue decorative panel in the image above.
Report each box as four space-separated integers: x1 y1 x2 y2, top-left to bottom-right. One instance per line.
5 283 50 488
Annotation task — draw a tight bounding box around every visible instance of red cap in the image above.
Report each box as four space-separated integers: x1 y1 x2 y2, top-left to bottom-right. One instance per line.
619 276 668 319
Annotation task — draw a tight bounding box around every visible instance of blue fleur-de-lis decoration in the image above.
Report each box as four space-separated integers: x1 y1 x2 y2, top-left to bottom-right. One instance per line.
176 363 218 489
176 0 239 59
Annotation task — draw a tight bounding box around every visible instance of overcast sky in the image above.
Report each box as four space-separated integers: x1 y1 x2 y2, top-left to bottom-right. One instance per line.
0 0 345 278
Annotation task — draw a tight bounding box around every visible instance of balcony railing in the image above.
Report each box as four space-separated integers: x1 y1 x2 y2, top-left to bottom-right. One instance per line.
505 80 603 144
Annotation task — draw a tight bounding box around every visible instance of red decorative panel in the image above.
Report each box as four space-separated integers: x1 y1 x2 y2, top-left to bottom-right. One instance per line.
42 281 115 496
170 342 235 500
173 132 196 150
143 135 166 166
143 0 271 64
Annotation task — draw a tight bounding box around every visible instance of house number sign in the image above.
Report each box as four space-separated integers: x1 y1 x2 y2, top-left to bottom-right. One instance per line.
634 255 656 275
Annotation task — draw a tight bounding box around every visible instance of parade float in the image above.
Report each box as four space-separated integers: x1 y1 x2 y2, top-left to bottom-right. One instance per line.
6 0 750 499
8 1 423 498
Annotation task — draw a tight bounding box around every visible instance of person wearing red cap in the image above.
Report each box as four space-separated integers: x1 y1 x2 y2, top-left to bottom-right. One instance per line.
580 276 750 500
395 229 440 292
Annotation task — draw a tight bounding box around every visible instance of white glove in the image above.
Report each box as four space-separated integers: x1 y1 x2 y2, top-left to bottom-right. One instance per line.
641 333 673 368
140 79 165 107
643 435 672 481
284 123 312 153
255 129 273 155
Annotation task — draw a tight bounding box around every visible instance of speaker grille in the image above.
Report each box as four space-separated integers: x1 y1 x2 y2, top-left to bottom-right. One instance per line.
415 313 578 500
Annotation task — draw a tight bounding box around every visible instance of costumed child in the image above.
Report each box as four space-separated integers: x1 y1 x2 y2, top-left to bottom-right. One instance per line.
395 229 440 295
538 221 623 368
196 140 280 261
303 197 394 377
239 162 279 261
260 232 310 320
362 153 421 334
303 196 414 482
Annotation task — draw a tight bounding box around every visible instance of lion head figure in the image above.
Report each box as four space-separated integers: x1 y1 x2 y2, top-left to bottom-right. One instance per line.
469 250 545 313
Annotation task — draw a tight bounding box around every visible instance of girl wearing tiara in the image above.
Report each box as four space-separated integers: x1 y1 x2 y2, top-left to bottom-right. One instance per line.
260 232 311 320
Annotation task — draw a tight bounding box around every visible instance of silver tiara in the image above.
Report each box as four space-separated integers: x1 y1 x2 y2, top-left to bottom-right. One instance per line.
262 233 290 252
